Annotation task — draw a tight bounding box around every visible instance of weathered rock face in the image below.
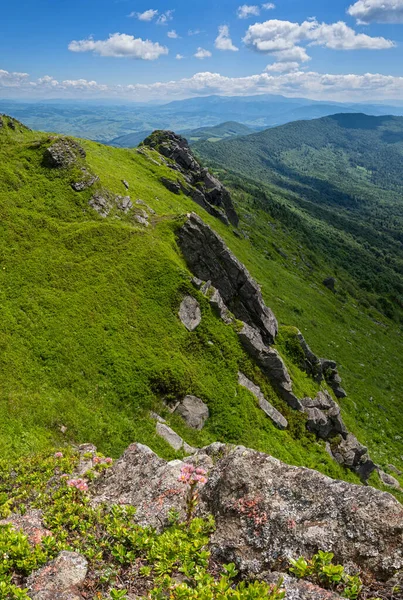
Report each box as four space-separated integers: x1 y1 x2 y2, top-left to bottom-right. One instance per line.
178 213 278 344
90 442 403 581
321 359 347 399
0 509 51 546
238 372 288 429
27 551 87 600
238 323 302 410
379 469 401 489
302 391 348 440
178 295 201 331
141 131 238 227
330 434 376 481
264 573 341 600
44 137 86 169
174 395 209 430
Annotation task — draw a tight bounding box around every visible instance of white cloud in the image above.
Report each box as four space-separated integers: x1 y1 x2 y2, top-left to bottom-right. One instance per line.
188 29 201 36
176 53 184 60
262 3 276 9
237 5 260 19
5 65 403 102
348 0 403 24
68 33 168 60
215 25 239 51
130 9 158 21
265 61 300 72
194 47 212 59
168 30 179 38
157 10 174 25
243 18 395 63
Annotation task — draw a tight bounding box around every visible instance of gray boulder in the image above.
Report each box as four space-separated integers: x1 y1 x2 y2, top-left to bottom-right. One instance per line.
264 573 341 600
331 433 376 480
320 359 347 399
302 391 348 440
116 195 133 213
238 372 288 429
178 213 278 344
90 442 403 580
178 295 201 331
27 551 87 600
378 470 401 489
160 176 181 194
174 395 209 430
323 277 336 292
156 422 196 454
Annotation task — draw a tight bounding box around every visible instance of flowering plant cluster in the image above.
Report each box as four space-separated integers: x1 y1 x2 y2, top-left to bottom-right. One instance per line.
54 452 63 458
67 478 88 492
93 456 113 465
178 464 208 525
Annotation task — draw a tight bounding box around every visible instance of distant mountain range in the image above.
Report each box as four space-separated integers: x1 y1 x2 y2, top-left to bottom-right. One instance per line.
2 94 403 145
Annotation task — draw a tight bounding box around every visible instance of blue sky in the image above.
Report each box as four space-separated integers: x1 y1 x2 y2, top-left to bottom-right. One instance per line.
2 0 403 101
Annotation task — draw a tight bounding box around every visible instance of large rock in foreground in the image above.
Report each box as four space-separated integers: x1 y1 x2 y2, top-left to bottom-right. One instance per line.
91 442 403 581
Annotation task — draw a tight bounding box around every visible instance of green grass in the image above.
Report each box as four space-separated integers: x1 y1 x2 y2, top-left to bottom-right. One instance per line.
0 117 402 497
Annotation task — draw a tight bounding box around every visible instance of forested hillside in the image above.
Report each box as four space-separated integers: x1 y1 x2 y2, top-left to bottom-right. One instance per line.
195 113 403 322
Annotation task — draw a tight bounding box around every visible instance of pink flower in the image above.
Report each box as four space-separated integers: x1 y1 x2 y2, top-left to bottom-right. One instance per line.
93 456 102 464
105 457 113 464
178 464 208 486
67 478 88 492
54 452 63 458
195 467 207 475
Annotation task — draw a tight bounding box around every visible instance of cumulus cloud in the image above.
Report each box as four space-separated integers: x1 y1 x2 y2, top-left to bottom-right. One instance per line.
157 10 174 25
348 0 403 24
168 30 179 38
262 3 276 8
68 33 168 60
4 65 403 102
265 61 300 72
215 25 239 51
194 47 212 59
243 18 395 63
130 9 158 21
176 53 184 59
237 5 260 19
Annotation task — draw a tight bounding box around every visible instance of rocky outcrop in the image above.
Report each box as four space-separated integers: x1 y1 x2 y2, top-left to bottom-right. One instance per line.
302 391 347 440
27 551 87 600
174 395 209 430
330 434 376 480
238 372 288 429
238 323 302 410
323 277 336 292
90 442 403 580
178 295 201 331
378 469 401 489
141 131 238 226
178 213 278 344
44 137 86 168
320 360 347 399
264 573 341 600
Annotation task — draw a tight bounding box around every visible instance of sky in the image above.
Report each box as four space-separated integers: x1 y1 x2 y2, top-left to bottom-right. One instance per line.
2 0 403 102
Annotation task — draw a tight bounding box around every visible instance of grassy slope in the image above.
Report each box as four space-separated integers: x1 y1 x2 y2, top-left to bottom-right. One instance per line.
0 117 402 497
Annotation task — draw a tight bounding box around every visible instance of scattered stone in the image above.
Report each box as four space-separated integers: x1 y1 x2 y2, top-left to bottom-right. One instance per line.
320 359 347 399
122 179 130 189
174 395 209 430
141 131 238 226
331 434 376 480
0 510 52 546
178 295 201 331
71 169 99 192
8 120 15 130
296 330 323 381
150 412 166 424
178 213 278 344
378 469 400 489
59 424 67 434
134 214 149 227
91 442 403 579
75 443 97 477
27 551 88 600
323 277 336 292
89 192 110 217
44 137 86 169
156 422 196 454
116 195 132 213
238 372 288 429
